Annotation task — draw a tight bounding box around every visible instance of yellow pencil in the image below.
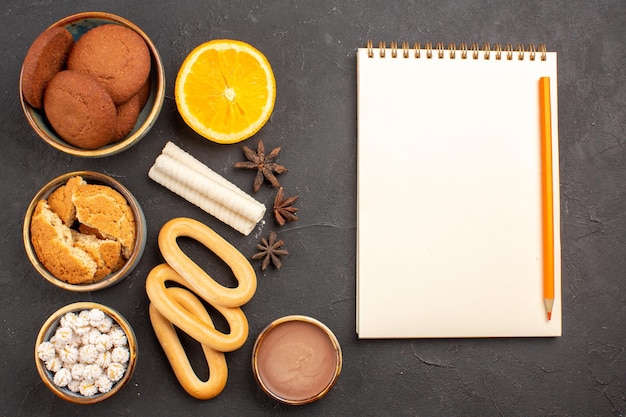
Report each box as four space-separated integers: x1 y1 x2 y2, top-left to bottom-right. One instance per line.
539 76 554 320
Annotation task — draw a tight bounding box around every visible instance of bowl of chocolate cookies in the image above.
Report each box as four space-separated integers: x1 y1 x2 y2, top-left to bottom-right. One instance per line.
19 12 165 157
23 171 147 292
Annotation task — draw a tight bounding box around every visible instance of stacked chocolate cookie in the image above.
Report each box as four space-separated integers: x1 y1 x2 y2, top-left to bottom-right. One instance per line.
22 24 151 149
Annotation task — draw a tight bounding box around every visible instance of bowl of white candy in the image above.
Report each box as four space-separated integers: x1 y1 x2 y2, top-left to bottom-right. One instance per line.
34 302 137 404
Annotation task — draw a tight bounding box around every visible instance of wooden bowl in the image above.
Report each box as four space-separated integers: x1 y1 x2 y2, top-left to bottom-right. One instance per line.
34 302 137 404
19 12 165 157
23 171 146 292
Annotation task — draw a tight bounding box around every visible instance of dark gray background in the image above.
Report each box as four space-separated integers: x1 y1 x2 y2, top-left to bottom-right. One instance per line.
2 1 625 416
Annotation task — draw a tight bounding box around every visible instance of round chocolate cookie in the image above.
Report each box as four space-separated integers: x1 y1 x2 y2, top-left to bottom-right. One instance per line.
112 94 141 143
67 24 151 105
136 77 151 110
43 70 117 149
21 26 74 109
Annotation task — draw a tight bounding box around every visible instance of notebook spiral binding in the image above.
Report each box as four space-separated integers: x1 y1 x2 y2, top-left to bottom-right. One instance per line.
366 40 547 61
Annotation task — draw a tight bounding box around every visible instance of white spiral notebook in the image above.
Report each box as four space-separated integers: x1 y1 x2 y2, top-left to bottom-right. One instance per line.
356 41 561 338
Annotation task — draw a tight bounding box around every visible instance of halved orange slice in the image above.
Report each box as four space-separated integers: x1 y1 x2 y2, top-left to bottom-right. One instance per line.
174 40 276 144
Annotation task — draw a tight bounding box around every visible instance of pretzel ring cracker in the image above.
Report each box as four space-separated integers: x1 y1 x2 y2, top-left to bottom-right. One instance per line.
146 263 249 352
158 217 256 308
149 295 228 400
146 217 257 398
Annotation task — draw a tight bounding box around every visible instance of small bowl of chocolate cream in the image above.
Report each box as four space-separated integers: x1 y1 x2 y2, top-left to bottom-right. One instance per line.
251 315 342 405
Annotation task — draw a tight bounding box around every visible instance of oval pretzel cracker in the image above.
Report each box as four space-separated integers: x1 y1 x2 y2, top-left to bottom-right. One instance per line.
146 263 249 352
158 217 257 308
149 299 228 400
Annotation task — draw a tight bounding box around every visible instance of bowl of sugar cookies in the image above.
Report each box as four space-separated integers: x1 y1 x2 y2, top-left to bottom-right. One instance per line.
23 171 147 292
35 302 137 404
19 12 165 157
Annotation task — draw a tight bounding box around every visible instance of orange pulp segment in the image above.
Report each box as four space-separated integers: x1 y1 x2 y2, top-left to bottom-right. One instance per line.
174 39 276 144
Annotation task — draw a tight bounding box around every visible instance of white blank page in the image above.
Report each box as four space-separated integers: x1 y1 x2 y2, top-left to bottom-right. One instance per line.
356 45 560 338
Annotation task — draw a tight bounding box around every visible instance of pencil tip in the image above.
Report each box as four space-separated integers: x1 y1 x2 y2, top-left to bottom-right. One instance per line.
544 298 554 321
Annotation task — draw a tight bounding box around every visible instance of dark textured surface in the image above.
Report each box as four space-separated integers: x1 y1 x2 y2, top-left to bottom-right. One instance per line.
1 1 625 416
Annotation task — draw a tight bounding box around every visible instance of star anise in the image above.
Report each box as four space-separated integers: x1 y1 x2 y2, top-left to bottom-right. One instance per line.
273 187 299 226
234 140 287 192
252 231 288 270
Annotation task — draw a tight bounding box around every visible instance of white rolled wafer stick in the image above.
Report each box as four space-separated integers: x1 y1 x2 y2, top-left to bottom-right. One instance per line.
148 145 266 235
151 154 265 222
160 142 256 204
148 157 262 234
148 164 258 235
